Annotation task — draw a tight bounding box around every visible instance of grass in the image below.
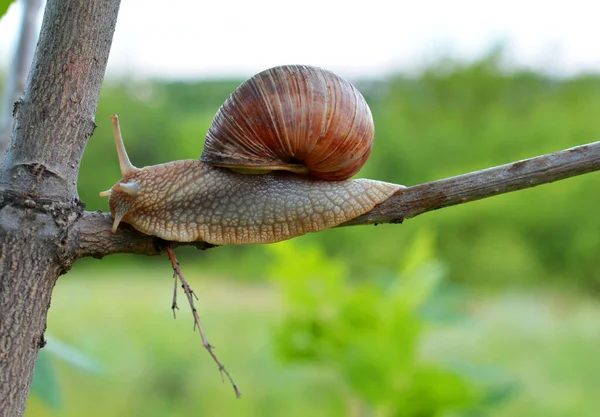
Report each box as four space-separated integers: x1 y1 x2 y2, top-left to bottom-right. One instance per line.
444 292 600 417
24 266 600 417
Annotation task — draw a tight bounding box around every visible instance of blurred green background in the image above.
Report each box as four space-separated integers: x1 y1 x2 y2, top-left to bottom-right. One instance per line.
9 52 600 416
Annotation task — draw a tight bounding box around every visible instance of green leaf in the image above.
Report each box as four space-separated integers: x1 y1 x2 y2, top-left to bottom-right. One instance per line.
398 228 437 276
483 381 520 408
419 284 469 324
390 229 445 312
45 335 103 373
444 360 519 407
0 0 16 21
30 337 102 411
31 350 61 410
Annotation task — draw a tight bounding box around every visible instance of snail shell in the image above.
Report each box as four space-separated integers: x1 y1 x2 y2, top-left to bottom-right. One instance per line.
201 65 374 181
100 66 404 245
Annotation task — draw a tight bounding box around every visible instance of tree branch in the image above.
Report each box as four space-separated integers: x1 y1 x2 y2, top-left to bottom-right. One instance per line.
0 1 121 414
72 211 214 258
72 140 600 258
345 140 600 226
1 0 120 201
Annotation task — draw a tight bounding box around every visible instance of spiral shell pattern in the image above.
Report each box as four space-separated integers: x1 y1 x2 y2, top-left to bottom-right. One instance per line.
201 65 375 181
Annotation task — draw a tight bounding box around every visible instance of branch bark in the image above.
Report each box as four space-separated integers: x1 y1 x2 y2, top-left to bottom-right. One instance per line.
0 1 120 415
70 140 600 257
0 0 598 412
345 140 600 225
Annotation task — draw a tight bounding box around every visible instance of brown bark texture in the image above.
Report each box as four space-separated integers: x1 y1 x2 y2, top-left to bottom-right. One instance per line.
72 140 600 256
0 0 599 414
0 1 120 416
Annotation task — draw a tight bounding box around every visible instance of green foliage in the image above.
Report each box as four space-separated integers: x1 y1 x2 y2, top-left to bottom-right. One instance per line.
31 350 61 410
0 0 15 21
31 336 102 411
270 231 514 416
83 55 600 290
24 269 600 417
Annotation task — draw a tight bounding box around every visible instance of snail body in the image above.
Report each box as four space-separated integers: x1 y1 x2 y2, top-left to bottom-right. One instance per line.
100 65 403 245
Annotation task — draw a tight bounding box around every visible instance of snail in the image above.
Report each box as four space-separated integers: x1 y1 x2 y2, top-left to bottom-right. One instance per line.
100 65 404 245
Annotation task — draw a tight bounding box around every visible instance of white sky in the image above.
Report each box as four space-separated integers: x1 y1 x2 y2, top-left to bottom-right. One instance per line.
0 0 599 80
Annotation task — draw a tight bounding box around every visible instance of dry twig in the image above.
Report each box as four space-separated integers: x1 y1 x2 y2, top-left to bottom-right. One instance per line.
74 140 600 258
166 246 242 398
344 140 600 226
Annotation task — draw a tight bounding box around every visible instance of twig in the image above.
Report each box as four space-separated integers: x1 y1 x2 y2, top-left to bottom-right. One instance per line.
73 140 600 258
166 246 242 398
171 270 179 318
343 140 600 226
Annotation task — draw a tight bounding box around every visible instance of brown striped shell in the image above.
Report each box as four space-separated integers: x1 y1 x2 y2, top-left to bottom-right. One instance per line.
201 65 374 181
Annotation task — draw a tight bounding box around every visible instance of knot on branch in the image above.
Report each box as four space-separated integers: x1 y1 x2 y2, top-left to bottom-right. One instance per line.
0 189 85 228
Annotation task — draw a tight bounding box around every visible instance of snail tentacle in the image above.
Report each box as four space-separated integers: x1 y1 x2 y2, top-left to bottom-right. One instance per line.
100 65 404 244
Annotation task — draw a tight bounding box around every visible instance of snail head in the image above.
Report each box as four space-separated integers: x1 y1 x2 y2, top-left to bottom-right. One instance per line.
99 114 141 232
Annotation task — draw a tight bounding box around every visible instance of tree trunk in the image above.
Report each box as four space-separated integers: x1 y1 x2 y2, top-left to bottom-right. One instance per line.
0 1 120 415
0 0 599 415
